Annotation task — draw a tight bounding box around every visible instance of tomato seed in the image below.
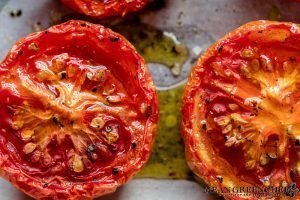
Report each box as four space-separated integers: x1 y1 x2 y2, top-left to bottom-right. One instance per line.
105 131 119 144
259 154 269 166
23 143 37 154
241 49 254 58
91 117 105 130
28 43 39 51
72 155 84 173
107 95 122 103
21 130 34 140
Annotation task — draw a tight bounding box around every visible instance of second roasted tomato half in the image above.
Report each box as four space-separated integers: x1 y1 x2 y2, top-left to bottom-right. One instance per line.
182 21 300 199
0 20 158 199
61 0 148 19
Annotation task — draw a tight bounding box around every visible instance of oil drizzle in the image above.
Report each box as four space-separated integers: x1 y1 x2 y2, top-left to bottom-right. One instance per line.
137 84 192 179
112 22 189 77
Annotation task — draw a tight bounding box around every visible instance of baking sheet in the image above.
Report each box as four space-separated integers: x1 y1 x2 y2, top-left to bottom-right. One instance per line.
0 0 300 199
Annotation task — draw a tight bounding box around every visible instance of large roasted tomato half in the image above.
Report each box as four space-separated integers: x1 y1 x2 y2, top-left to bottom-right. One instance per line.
61 0 148 19
182 21 300 199
0 20 158 199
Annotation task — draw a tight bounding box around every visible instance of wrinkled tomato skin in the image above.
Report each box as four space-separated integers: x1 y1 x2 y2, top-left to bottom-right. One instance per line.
61 0 148 19
182 21 300 200
0 20 158 200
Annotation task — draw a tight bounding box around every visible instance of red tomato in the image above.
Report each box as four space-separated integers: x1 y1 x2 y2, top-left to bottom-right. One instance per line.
182 21 300 199
61 0 148 19
0 20 158 200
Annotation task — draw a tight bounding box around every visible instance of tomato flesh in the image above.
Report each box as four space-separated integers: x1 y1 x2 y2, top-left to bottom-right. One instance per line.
182 21 300 199
61 0 148 19
0 20 158 200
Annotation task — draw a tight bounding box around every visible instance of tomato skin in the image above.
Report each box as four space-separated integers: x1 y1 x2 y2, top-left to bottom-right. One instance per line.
182 21 300 199
61 0 148 19
0 20 158 200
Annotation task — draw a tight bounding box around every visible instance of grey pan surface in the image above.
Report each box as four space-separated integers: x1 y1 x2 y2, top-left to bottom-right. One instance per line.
0 0 299 199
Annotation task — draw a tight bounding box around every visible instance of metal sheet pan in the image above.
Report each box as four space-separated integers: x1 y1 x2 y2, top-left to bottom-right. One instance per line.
0 0 300 199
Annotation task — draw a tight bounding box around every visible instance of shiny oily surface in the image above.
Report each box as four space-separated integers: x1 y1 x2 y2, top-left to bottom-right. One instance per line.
0 20 158 199
182 21 300 199
2 0 300 200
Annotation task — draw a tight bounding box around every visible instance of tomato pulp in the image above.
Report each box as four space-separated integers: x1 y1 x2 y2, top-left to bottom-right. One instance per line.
182 21 300 199
0 20 158 199
61 0 148 19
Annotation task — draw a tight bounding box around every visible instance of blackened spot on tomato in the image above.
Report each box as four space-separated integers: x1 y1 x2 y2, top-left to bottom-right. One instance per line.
52 116 59 123
202 123 207 131
18 51 23 56
92 87 98 93
45 31 48 34
112 167 119 175
258 30 263 34
145 106 152 118
290 106 294 114
59 72 67 79
131 141 137 149
295 138 300 146
290 57 297 62
218 45 223 53
205 99 211 104
110 37 119 43
290 170 295 178
52 115 64 127
87 144 97 160
216 175 223 183
224 135 229 141
80 23 86 27
43 183 49 188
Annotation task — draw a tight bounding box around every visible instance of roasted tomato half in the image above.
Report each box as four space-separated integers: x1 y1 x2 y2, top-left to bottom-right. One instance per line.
61 0 148 19
0 20 158 199
182 21 300 199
